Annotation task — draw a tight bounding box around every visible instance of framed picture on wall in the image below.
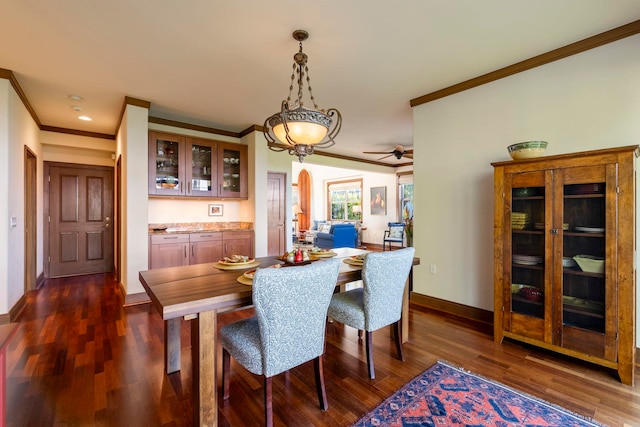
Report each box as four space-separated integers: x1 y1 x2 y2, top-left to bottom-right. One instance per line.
208 204 223 216
370 186 386 215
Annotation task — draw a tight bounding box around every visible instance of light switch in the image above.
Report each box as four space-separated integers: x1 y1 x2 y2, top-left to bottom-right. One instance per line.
10 217 17 228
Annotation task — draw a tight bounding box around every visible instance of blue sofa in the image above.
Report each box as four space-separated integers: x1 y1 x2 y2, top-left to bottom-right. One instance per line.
314 223 358 249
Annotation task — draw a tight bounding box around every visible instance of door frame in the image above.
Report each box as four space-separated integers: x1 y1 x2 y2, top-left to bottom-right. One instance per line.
116 155 122 283
24 146 37 292
43 161 115 278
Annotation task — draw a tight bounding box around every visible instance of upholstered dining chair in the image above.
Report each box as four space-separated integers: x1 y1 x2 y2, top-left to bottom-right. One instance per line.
383 222 405 251
327 247 415 379
219 258 341 427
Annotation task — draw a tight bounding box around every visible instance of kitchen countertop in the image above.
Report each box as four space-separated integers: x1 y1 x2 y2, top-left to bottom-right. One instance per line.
149 222 253 234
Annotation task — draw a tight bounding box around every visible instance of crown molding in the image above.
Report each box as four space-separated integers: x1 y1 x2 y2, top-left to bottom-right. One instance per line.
0 68 41 126
40 125 115 140
148 116 239 138
411 19 640 107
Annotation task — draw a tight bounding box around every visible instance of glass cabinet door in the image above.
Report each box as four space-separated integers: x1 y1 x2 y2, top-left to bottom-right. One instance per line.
510 180 546 322
188 140 217 197
151 134 184 195
559 167 608 354
218 143 247 198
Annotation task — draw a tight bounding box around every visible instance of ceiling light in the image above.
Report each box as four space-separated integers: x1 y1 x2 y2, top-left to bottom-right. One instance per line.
263 30 341 162
69 95 83 102
78 115 92 121
71 105 83 112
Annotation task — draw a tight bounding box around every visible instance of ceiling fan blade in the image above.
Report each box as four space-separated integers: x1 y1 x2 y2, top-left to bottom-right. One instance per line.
377 154 393 160
404 153 414 159
363 151 392 154
404 149 413 155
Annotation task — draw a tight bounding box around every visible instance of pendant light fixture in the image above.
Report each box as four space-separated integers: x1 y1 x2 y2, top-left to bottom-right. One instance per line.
263 30 342 162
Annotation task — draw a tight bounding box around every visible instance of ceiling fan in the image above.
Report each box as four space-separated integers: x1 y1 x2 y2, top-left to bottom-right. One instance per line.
363 144 413 160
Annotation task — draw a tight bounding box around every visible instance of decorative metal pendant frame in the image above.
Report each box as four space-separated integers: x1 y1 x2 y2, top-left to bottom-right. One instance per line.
264 30 341 162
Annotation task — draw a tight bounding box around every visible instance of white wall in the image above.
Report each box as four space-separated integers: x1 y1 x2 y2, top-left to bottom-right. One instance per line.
41 131 116 167
412 35 640 333
148 199 246 224
119 105 150 297
0 79 41 313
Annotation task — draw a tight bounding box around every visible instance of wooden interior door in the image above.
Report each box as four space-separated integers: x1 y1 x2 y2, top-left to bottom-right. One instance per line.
267 172 286 256
47 163 114 278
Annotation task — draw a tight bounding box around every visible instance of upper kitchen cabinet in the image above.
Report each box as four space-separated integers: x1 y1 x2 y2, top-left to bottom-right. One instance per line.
149 132 186 196
148 131 247 199
187 138 219 197
217 142 248 198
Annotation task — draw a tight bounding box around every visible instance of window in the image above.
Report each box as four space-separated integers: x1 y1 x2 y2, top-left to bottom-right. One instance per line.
398 172 413 220
327 179 363 221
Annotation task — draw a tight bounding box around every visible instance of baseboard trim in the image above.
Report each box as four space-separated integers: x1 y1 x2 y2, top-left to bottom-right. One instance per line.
410 292 493 326
123 285 151 307
9 294 27 322
409 293 640 366
36 272 45 289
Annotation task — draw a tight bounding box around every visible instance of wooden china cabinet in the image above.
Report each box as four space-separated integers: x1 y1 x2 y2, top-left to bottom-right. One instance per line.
492 145 638 385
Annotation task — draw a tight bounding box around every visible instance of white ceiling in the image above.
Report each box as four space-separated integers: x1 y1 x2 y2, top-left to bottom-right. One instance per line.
2 1 639 164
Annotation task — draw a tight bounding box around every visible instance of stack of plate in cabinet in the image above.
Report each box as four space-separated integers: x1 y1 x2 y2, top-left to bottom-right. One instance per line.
513 254 543 265
534 222 569 231
511 212 529 229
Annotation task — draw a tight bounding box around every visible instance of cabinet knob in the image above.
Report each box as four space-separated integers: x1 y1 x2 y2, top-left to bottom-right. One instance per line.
550 228 559 235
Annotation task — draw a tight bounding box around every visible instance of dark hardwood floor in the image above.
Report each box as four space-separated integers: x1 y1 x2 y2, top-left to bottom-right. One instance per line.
5 272 640 426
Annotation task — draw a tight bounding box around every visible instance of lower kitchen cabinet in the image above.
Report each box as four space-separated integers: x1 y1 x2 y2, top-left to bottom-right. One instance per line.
189 232 223 265
149 234 190 269
149 230 254 269
222 231 253 258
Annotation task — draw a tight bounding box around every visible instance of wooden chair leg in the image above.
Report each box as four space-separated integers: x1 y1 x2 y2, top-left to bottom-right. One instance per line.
314 356 328 410
222 348 231 400
365 331 375 379
393 320 405 361
264 376 273 427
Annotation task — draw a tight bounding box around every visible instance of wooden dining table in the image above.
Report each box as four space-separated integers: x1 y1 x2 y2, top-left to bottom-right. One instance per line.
139 247 419 426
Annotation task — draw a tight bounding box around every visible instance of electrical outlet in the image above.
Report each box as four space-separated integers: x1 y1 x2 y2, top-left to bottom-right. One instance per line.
430 264 436 274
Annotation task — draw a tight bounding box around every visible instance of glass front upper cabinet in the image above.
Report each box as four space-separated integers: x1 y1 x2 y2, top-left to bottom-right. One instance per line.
187 139 218 197
149 132 247 199
149 132 185 196
218 143 248 198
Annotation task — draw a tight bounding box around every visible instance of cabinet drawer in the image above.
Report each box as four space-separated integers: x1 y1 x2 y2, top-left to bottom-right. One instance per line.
150 234 190 244
190 232 222 242
223 231 252 239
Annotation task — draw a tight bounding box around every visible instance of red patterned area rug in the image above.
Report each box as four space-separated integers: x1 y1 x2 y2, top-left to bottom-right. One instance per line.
352 360 606 427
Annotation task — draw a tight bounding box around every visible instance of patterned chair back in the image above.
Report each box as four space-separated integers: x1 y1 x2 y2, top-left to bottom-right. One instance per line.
252 258 341 377
386 222 405 240
362 247 415 330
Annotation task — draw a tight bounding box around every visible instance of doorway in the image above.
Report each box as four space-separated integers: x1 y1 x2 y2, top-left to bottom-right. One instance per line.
24 147 37 291
44 162 114 278
267 172 286 256
297 169 311 231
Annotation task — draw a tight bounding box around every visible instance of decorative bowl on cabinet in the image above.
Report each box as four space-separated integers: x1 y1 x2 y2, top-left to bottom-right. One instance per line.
508 141 548 160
